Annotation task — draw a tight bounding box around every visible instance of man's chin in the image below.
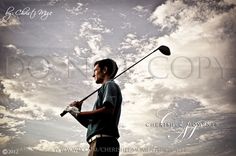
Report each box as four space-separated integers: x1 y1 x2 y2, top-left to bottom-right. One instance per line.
95 80 102 84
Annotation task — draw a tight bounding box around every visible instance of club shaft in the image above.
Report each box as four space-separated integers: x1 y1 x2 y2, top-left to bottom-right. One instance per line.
113 47 159 79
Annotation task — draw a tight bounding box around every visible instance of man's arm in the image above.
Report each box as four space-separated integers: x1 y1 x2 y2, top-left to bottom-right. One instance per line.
70 112 90 128
78 102 114 119
69 101 114 127
70 103 113 127
69 101 90 128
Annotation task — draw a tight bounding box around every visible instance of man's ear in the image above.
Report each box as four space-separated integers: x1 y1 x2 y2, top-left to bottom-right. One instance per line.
103 67 108 74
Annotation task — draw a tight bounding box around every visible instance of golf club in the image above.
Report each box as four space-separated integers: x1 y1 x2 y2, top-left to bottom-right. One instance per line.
60 45 171 117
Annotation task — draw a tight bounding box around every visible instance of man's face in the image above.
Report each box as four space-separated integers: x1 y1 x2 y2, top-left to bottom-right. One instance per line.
93 64 105 84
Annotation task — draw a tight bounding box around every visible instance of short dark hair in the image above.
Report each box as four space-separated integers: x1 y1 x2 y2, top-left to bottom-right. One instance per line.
94 58 118 79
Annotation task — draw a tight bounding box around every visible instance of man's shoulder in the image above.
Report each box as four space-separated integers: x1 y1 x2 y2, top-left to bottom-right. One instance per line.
104 80 121 90
105 80 118 86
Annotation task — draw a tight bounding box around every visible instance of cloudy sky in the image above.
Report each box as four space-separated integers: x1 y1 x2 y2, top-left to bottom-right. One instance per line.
0 0 236 155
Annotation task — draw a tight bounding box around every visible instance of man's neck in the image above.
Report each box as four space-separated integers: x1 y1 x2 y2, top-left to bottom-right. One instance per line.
102 76 111 84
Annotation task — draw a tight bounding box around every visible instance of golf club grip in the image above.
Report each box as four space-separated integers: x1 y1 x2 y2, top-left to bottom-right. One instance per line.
60 110 68 117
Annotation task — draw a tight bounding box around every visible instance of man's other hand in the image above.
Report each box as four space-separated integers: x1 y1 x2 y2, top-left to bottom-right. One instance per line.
70 101 83 110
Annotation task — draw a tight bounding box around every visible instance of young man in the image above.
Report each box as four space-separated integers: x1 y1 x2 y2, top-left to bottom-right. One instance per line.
69 58 122 156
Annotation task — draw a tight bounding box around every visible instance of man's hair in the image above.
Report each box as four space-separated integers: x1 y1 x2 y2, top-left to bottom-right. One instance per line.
94 58 118 79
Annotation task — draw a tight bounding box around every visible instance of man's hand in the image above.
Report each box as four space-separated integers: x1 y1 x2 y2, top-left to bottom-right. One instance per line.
65 106 80 117
65 106 79 113
69 101 83 111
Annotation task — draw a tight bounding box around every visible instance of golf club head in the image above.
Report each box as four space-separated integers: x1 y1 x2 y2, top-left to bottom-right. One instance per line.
158 45 171 56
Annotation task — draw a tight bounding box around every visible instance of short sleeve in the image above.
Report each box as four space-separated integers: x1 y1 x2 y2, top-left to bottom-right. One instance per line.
102 82 118 108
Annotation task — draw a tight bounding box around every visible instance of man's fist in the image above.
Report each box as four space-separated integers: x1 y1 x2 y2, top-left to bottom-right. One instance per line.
69 101 83 110
65 106 79 112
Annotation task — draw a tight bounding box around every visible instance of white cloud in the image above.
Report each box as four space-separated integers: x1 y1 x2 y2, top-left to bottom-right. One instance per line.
149 0 236 58
120 33 142 49
149 0 188 30
149 0 232 31
0 15 21 27
47 0 60 6
199 131 224 142
119 33 161 58
79 19 112 64
133 5 149 18
2 79 59 118
65 2 88 15
74 46 81 56
133 5 148 13
0 117 25 129
79 20 111 38
13 105 47 120
0 134 11 145
0 110 26 143
4 44 24 55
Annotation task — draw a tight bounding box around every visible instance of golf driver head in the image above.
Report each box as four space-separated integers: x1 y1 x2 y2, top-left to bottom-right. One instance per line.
158 45 171 56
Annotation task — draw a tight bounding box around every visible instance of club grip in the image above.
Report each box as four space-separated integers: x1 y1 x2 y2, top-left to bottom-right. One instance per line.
60 110 68 117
